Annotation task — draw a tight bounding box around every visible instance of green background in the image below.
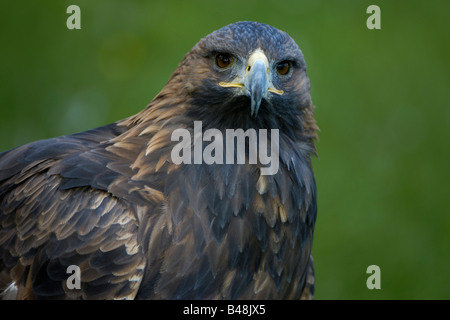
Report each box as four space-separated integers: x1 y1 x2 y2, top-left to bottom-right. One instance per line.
0 0 449 299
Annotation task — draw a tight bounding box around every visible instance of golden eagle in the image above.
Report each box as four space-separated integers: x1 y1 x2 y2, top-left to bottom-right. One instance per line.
0 21 318 299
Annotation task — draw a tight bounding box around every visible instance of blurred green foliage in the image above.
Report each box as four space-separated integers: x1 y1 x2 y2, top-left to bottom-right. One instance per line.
0 0 449 299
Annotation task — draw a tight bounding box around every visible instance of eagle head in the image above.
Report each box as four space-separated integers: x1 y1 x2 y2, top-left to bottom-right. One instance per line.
160 21 317 143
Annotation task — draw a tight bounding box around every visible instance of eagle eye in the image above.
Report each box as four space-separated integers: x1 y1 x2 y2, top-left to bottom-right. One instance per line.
215 53 234 69
276 61 291 75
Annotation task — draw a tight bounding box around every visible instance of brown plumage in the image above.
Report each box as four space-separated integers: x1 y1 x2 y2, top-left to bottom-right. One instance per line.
0 21 318 299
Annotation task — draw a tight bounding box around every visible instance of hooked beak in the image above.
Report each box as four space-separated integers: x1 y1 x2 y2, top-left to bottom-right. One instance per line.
246 55 269 117
219 49 283 118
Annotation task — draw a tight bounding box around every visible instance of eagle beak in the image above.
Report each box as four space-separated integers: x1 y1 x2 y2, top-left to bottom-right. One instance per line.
245 53 269 118
219 50 284 118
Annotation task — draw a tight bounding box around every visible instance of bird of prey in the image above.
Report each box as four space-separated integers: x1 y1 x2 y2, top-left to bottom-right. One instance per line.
0 21 318 300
